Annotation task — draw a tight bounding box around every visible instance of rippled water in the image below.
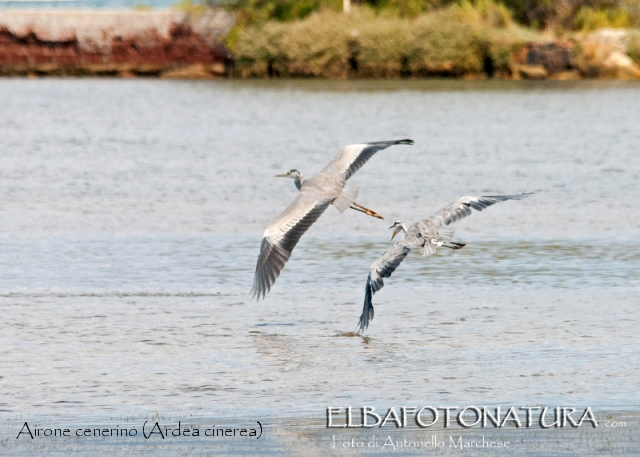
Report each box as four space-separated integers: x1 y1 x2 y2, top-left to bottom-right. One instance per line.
1 79 639 427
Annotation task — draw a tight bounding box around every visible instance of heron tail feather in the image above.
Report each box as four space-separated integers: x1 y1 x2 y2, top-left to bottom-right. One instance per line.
333 187 361 213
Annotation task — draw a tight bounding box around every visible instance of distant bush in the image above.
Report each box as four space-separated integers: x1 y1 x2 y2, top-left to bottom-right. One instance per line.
232 21 288 76
278 13 352 76
628 29 640 64
573 6 634 31
502 0 640 30
201 0 640 30
210 0 342 24
407 3 537 75
232 2 538 77
353 16 414 76
407 8 485 75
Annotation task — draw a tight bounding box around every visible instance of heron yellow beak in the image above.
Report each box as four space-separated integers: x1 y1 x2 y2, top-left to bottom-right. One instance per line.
275 173 288 177
391 226 402 240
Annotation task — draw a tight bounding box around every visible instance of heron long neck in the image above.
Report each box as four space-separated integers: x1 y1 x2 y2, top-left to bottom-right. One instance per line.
293 173 304 191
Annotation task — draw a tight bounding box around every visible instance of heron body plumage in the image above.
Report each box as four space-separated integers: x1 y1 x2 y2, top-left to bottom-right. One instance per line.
357 192 533 333
252 139 414 300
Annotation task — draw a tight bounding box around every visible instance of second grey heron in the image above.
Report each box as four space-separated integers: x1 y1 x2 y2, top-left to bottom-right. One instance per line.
251 139 414 300
357 193 533 333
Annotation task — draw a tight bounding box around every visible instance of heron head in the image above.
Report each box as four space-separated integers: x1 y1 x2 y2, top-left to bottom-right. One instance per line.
389 221 406 239
275 169 300 178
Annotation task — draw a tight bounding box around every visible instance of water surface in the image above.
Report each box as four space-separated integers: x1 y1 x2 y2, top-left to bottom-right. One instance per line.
1 79 639 427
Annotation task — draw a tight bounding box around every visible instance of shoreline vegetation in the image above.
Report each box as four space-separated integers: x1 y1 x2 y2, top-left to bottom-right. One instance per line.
1 1 640 79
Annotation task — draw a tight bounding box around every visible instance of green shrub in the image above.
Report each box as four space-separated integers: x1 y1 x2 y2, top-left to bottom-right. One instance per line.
203 0 640 30
233 12 352 76
215 0 342 24
354 17 414 76
233 22 288 76
407 2 522 76
628 29 640 64
278 12 352 76
408 13 485 75
573 7 632 31
232 3 543 77
366 0 430 18
468 0 512 28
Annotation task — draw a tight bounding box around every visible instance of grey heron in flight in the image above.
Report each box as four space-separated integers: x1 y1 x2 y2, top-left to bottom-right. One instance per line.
357 193 532 333
251 139 414 300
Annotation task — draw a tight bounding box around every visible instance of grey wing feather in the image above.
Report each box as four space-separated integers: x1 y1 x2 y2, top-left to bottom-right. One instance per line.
358 242 411 333
322 139 413 181
430 192 533 226
251 194 332 300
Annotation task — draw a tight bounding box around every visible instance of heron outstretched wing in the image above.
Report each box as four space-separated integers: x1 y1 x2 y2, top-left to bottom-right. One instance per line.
321 139 414 181
428 193 533 226
358 242 411 333
251 193 333 300
357 192 533 332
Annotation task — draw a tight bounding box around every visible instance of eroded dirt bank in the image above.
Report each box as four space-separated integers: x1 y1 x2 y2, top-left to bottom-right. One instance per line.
0 10 234 77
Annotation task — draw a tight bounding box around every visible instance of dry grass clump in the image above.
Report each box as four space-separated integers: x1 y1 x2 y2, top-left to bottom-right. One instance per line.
232 2 540 77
